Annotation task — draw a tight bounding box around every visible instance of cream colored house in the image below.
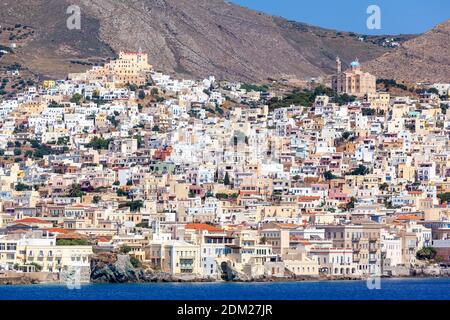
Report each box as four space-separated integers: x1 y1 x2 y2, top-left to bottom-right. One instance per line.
0 235 93 281
145 240 202 276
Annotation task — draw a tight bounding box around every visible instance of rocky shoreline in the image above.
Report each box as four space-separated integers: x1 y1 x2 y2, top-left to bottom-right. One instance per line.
88 253 450 284
1 254 448 285
0 273 448 286
0 276 40 285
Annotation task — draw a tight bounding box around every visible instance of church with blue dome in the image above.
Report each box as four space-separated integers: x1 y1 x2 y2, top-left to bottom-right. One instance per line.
332 57 376 97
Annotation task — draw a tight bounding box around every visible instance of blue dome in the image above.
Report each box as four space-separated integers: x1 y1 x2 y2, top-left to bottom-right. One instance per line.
350 60 360 68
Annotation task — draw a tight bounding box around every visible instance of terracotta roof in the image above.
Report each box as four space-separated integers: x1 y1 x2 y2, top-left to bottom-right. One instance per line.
185 223 224 232
47 228 70 234
297 196 321 201
395 215 422 221
10 229 30 234
274 223 299 228
57 232 87 240
97 236 111 242
15 218 50 224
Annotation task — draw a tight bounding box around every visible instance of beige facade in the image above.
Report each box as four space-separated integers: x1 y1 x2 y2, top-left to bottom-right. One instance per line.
0 236 92 280
71 51 152 87
145 240 202 276
332 58 376 97
320 223 382 275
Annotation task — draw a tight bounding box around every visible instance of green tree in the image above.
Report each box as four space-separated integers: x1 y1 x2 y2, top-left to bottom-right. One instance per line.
120 245 132 254
28 262 43 271
138 90 146 100
379 183 389 191
15 183 32 191
86 137 110 150
70 93 83 105
127 83 137 91
416 247 437 261
119 200 144 212
341 131 354 141
136 222 150 228
216 193 229 200
56 239 89 246
67 184 85 198
224 172 230 186
324 171 337 181
362 108 376 116
57 136 69 146
129 256 142 268
437 192 450 204
117 189 129 197
345 197 357 210
348 165 369 176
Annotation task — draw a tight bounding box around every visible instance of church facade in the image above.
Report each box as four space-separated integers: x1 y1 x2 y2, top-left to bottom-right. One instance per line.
332 57 376 97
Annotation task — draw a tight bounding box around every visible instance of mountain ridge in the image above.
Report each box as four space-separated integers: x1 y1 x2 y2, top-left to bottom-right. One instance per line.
0 0 434 83
364 19 450 83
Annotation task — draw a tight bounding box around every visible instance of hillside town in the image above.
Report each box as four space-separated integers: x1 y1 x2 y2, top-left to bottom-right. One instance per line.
0 51 450 284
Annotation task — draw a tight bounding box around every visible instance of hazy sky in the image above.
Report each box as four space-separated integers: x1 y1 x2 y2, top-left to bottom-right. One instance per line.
231 0 450 35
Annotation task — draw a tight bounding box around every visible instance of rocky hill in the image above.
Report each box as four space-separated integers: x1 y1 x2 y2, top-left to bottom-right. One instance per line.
364 19 450 83
0 0 406 82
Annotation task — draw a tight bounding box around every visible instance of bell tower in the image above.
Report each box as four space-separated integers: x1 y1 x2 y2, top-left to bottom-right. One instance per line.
336 56 342 74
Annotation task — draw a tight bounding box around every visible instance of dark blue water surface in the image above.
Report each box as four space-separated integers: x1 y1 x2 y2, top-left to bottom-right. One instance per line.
0 278 449 300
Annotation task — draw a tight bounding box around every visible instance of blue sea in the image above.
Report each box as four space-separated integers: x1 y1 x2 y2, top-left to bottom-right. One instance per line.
0 278 449 300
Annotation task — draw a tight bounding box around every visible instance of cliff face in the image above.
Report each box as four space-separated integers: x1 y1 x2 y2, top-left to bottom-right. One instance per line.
90 253 207 283
90 253 149 283
0 0 396 81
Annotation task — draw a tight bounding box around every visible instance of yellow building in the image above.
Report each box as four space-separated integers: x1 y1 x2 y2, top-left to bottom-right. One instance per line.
86 51 153 87
0 236 93 280
332 57 376 97
43 80 56 89
145 240 202 276
17 101 47 116
367 92 390 110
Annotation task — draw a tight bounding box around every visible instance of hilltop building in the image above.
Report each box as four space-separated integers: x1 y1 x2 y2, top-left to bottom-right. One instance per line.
69 50 152 87
332 57 376 97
